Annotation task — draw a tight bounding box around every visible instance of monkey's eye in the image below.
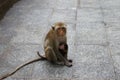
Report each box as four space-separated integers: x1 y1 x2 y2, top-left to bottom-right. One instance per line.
61 27 65 30
57 27 66 31
57 28 61 30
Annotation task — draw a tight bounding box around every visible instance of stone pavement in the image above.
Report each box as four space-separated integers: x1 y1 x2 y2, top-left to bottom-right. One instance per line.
0 0 120 80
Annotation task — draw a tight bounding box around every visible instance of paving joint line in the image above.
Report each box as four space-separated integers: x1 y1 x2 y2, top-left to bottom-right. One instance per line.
99 1 117 80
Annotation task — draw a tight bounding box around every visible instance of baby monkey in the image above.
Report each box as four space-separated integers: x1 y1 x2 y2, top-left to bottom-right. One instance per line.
58 42 72 63
37 42 72 64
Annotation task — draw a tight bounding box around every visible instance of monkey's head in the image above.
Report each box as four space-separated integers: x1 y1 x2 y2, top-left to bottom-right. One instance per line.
59 42 68 50
52 22 67 37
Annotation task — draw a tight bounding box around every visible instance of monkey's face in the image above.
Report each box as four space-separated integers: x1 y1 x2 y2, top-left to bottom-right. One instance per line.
56 26 66 36
52 22 67 37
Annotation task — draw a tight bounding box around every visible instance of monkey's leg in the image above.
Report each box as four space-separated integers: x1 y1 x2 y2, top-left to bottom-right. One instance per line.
62 43 72 63
64 50 72 63
45 47 64 65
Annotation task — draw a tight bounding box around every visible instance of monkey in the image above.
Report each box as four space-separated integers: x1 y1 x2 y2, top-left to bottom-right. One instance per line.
0 22 72 80
58 42 72 63
43 22 72 67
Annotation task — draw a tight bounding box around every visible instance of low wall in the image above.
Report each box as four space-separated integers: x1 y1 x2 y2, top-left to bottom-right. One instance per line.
0 0 19 20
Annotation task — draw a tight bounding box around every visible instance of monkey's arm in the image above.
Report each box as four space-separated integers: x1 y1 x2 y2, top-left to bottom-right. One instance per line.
55 47 68 62
0 53 45 80
55 43 72 67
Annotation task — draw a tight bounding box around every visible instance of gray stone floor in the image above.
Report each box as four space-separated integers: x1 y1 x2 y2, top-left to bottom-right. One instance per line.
0 0 120 80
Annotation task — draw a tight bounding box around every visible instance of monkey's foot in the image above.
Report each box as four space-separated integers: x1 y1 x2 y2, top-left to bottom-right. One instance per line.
56 61 64 65
68 59 73 63
51 61 64 66
65 62 72 67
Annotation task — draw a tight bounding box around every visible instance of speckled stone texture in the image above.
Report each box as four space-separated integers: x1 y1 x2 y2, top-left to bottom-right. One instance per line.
0 0 120 80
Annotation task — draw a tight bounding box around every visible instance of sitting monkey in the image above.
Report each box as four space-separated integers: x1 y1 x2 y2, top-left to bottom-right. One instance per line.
43 22 72 66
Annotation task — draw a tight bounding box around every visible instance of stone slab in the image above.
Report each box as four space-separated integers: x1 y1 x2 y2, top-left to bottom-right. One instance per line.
72 45 115 80
109 44 120 80
0 44 43 77
80 0 100 8
77 8 103 23
103 9 120 23
108 27 120 45
50 9 76 23
100 0 120 9
76 22 107 45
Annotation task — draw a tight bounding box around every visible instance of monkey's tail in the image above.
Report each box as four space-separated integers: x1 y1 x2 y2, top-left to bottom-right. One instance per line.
37 51 47 60
0 52 46 80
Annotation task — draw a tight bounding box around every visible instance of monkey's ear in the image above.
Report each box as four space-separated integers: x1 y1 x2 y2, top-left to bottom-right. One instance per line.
51 23 55 30
52 26 55 30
